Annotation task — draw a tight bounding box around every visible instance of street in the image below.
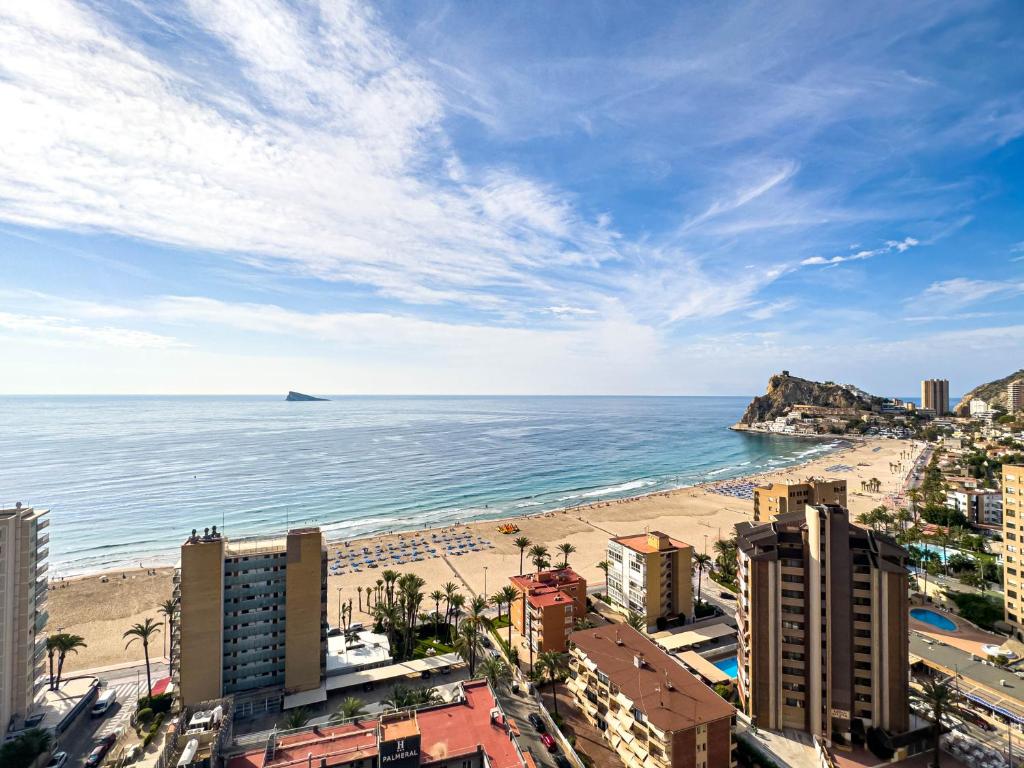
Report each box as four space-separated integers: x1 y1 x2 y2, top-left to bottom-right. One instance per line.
58 661 167 767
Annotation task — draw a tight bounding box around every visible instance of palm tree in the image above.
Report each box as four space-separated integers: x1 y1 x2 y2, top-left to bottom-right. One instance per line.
596 560 610 586
53 633 87 691
159 598 176 670
514 536 532 575
45 635 59 690
528 544 550 573
442 582 459 636
382 570 399 607
429 590 445 639
693 553 712 606
480 656 513 693
123 619 161 698
490 591 507 622
281 706 311 730
449 593 466 634
330 696 366 722
911 679 970 768
497 585 520 648
557 542 576 569
626 611 645 632
357 586 363 612
536 651 567 716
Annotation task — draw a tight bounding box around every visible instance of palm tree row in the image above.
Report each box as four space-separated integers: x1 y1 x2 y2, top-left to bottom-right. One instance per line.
45 633 87 691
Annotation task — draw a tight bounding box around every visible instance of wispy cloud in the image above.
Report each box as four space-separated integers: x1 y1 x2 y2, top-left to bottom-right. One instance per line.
911 278 1024 310
800 237 919 266
0 312 184 349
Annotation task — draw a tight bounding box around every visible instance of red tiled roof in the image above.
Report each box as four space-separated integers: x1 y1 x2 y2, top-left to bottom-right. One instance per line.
525 586 574 609
611 532 691 554
226 681 527 768
510 567 584 592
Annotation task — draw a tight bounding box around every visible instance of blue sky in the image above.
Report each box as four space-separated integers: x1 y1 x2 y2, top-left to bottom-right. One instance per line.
1 0 1022 395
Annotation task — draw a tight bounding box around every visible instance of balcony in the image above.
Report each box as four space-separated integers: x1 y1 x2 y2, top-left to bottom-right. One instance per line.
37 533 50 548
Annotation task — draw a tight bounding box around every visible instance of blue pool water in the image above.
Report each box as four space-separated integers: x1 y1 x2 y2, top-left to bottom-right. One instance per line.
713 656 738 678
910 608 957 631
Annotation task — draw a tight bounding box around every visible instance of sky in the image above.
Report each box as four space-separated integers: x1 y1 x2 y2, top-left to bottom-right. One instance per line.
1 1 1023 396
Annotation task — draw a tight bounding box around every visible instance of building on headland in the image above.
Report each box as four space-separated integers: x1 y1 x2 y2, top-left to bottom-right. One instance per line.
1009 380 1024 413
1003 465 1024 634
509 568 586 654
920 379 950 417
605 531 693 630
224 680 536 768
0 504 49 735
567 624 736 768
736 504 910 743
970 398 994 417
752 479 847 522
173 525 327 715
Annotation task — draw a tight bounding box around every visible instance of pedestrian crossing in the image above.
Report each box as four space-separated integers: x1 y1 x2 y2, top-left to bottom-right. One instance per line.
94 682 138 739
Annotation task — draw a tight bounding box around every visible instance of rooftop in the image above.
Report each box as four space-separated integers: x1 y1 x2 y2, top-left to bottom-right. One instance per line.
610 531 690 554
525 585 574 609
229 680 529 768
511 567 584 591
569 624 734 734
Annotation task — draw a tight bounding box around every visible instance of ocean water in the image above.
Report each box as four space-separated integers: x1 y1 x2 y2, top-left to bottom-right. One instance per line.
0 396 843 575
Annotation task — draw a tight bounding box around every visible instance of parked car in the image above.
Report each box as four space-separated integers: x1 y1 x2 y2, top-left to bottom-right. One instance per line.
540 733 556 752
719 591 736 600
86 735 116 768
46 751 69 768
480 635 492 648
528 713 546 732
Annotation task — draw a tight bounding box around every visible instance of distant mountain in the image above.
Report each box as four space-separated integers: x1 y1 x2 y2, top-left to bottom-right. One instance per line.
286 391 329 402
954 369 1024 415
738 371 877 425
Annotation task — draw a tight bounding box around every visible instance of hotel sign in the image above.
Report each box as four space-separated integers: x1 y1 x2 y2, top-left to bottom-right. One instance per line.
378 735 421 768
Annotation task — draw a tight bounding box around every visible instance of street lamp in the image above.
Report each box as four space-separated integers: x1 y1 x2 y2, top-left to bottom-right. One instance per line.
337 587 343 630
483 566 488 599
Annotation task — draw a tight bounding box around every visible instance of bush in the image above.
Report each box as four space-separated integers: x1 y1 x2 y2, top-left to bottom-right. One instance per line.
138 692 173 714
136 707 154 726
946 590 1003 630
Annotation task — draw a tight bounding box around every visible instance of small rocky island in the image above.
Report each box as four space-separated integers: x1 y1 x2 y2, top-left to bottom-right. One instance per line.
285 391 329 402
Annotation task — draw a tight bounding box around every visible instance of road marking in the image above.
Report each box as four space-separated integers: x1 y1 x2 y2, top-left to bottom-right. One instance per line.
95 682 138 739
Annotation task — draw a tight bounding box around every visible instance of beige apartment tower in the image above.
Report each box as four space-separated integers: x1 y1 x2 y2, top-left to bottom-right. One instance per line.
753 479 847 522
174 526 327 714
920 379 949 416
1009 381 1024 413
606 532 693 630
0 504 49 735
1003 465 1024 634
736 504 909 743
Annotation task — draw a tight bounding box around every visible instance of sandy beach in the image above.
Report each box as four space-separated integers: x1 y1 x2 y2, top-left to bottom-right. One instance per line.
47 436 921 672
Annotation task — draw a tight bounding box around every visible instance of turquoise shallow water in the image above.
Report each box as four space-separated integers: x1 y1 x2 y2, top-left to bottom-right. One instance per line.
0 396 843 574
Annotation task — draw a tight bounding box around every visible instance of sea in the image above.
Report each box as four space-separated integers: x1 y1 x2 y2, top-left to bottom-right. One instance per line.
0 396 846 576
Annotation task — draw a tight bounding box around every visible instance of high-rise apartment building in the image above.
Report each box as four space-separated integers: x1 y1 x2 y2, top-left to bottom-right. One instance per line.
736 504 909 742
606 532 693 630
510 568 586 655
1003 465 1024 633
920 379 950 416
1009 380 1024 413
752 479 847 522
173 526 327 714
0 504 49 734
567 625 736 768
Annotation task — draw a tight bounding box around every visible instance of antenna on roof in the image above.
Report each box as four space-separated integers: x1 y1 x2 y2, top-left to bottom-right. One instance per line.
664 670 674 691
615 629 623 646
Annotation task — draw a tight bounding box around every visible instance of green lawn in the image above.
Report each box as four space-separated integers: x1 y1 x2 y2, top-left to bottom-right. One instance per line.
412 638 455 659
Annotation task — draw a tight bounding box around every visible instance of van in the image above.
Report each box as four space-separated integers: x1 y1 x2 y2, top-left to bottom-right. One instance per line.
91 689 117 717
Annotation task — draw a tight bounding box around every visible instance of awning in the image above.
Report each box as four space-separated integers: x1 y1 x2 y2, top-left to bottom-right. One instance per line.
963 691 1024 726
677 651 732 685
326 652 463 692
283 683 327 709
654 623 736 652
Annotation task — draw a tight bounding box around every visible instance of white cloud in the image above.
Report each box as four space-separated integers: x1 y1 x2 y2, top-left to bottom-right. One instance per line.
0 311 184 349
911 278 1024 310
800 237 918 266
0 0 618 313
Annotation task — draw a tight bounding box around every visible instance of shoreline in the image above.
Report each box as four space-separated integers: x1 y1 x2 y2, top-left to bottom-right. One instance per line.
48 434 851 577
49 433 852 581
46 435 922 672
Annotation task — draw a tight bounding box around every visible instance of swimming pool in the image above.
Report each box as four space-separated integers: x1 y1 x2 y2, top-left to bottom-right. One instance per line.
910 608 957 631
712 655 738 678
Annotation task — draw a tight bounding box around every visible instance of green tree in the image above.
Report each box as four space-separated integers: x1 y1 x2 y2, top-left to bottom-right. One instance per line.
536 651 568 716
159 598 177 672
52 633 88 691
528 544 550 573
45 635 59 691
429 589 445 640
281 706 311 730
479 656 513 693
911 679 969 768
330 696 366 722
123 619 161 699
514 536 531 575
596 560 610 586
556 542 576 569
693 552 712 606
497 585 520 648
626 611 645 631
0 728 53 768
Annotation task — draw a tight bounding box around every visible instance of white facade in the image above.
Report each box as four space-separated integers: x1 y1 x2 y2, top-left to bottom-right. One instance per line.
970 398 992 416
605 540 646 614
946 489 1002 527
0 505 49 734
